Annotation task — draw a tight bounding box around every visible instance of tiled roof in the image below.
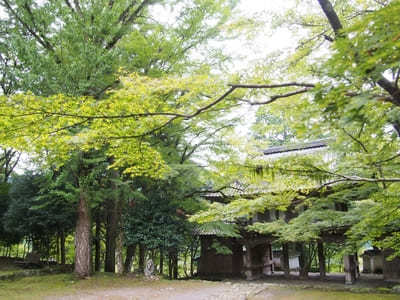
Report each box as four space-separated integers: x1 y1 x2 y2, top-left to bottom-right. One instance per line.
263 139 329 156
204 181 269 198
204 140 330 199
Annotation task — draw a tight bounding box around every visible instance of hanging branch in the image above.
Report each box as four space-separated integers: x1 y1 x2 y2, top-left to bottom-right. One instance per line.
317 0 400 106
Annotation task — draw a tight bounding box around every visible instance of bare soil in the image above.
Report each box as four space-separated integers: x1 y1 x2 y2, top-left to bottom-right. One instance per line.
49 280 271 300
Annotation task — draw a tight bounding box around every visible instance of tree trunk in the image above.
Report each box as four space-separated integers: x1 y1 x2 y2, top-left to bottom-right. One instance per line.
297 243 308 279
94 216 101 272
22 241 26 259
74 190 92 278
282 243 290 278
159 248 164 275
173 254 178 279
56 234 60 263
60 230 66 265
123 244 136 273
105 196 117 272
138 244 145 273
104 170 122 273
115 230 124 274
318 241 326 278
170 250 178 279
190 245 195 277
317 0 343 35
168 253 173 279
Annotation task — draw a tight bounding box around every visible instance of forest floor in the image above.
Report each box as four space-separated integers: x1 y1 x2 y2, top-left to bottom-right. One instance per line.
0 272 399 300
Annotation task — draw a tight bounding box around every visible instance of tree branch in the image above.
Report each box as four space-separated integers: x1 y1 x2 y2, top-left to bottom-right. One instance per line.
106 0 154 50
317 0 400 106
237 88 312 105
180 124 233 163
64 0 75 12
317 0 343 36
1 0 53 52
342 127 368 153
73 0 83 17
229 82 315 89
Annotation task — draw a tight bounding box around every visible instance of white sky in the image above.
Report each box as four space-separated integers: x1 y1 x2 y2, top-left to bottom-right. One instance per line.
222 1 298 139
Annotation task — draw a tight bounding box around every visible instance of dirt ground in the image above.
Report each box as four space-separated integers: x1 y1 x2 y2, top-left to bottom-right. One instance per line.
49 280 272 300
47 278 400 300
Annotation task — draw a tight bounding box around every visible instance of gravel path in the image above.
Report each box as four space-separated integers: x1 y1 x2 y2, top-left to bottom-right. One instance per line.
49 281 275 300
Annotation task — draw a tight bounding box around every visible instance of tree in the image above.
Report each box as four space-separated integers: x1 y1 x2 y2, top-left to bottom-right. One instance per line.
0 148 20 183
192 0 400 259
0 0 241 277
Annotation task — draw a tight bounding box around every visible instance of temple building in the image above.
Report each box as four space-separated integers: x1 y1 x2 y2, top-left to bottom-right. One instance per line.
197 140 400 284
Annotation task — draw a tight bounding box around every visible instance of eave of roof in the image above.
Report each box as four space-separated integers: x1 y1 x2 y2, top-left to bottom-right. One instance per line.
263 139 329 156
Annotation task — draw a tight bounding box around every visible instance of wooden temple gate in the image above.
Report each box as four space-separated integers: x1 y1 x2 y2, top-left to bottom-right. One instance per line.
198 141 400 284
197 207 381 285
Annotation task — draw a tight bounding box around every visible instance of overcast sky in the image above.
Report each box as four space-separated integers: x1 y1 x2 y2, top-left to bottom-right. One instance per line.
222 1 299 140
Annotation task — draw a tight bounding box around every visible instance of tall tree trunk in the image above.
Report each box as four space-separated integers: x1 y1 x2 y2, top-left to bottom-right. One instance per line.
115 230 124 274
60 231 66 265
22 241 26 259
94 215 101 272
282 243 290 278
56 234 60 263
159 248 164 275
169 249 178 279
318 241 326 278
168 253 172 279
104 169 122 273
173 251 178 279
296 243 308 279
74 190 92 278
105 197 117 273
138 244 145 273
123 244 136 273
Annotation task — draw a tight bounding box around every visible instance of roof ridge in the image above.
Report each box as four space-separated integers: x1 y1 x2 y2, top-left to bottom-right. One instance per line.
263 138 330 156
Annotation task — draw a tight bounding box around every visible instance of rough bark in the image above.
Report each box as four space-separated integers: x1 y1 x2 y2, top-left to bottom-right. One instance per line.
74 190 92 278
115 230 124 274
317 0 343 35
138 244 145 273
104 169 122 273
60 230 66 265
296 243 308 279
168 254 172 279
105 197 117 273
94 215 101 272
159 248 164 275
282 243 290 278
317 241 326 278
172 250 178 279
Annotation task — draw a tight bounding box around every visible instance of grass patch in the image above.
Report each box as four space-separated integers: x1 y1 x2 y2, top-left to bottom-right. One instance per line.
252 289 400 300
0 273 147 300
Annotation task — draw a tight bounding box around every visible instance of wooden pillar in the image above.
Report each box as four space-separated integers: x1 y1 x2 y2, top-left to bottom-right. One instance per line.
282 243 290 278
344 254 357 284
318 241 326 278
